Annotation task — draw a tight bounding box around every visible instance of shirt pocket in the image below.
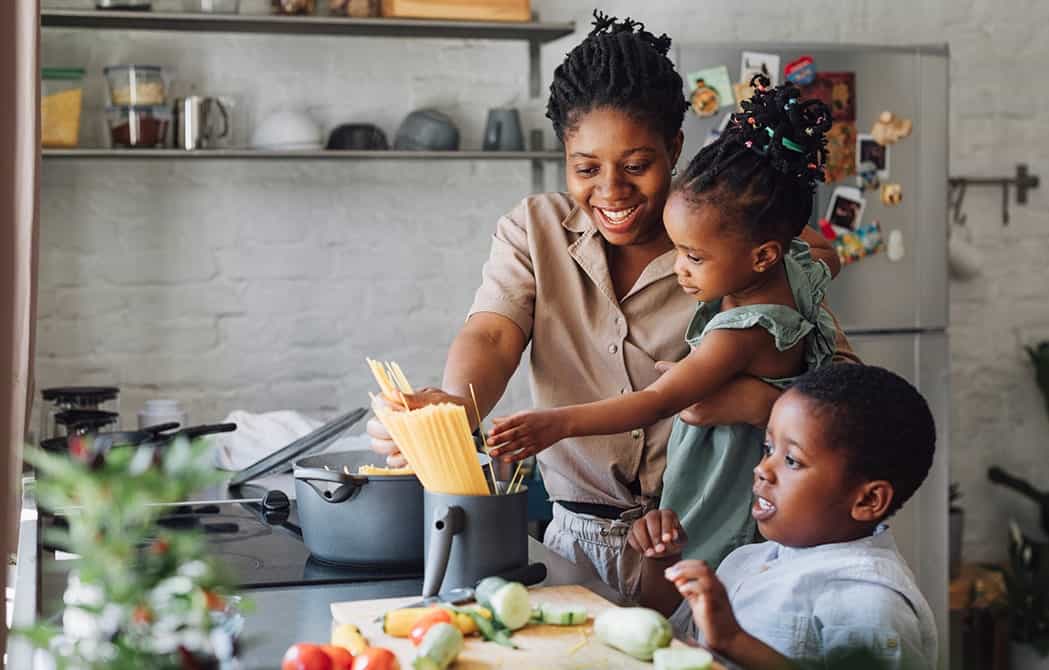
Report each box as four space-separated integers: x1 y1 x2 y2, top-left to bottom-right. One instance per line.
820 625 904 668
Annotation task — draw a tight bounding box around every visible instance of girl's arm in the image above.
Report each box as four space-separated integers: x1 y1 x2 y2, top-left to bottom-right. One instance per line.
800 225 841 278
488 327 769 460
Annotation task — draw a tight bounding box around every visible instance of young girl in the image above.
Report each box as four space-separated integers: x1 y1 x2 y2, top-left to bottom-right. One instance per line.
489 75 841 571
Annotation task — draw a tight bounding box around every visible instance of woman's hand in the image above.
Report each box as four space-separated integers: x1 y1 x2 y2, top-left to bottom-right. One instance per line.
664 560 743 654
628 509 688 559
487 409 568 462
366 387 470 467
654 362 781 428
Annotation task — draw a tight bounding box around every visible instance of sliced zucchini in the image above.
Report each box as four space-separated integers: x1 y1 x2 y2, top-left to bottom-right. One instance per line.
653 647 714 670
488 582 531 631
473 576 508 610
539 603 589 625
412 622 464 670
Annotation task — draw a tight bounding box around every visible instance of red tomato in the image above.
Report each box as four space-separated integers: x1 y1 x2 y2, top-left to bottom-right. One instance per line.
319 645 354 670
282 643 333 670
409 608 453 647
351 647 400 670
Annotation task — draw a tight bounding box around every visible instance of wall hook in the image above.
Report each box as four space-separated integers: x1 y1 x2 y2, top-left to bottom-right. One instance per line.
948 163 1040 226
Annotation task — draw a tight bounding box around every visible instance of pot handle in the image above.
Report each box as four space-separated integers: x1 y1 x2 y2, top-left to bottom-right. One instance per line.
422 505 464 598
299 471 366 504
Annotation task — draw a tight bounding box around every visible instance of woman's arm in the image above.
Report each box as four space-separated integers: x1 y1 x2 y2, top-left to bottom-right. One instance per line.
800 226 841 278
488 327 768 459
441 312 528 426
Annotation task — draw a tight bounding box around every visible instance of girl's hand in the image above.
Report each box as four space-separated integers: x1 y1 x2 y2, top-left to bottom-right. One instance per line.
664 560 743 654
487 409 568 461
628 509 688 558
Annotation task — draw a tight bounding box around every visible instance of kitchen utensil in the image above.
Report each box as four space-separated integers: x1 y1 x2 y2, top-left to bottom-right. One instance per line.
482 108 524 151
393 109 460 151
379 0 530 22
251 109 322 150
989 466 1049 537
228 407 367 486
173 96 230 150
182 0 240 12
40 386 119 441
294 450 424 567
104 65 167 107
331 585 724 670
326 123 388 150
41 422 236 456
138 398 187 429
422 486 528 597
53 409 120 436
107 105 171 148
402 562 546 609
41 68 85 148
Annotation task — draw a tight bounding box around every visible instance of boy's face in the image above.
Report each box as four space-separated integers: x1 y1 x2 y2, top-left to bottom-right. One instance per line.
752 389 871 547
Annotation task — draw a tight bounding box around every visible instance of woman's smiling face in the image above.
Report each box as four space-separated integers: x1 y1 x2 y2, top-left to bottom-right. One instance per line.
563 107 681 247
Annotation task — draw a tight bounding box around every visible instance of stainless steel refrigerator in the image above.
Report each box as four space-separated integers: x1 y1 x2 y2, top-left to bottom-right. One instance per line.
675 43 950 662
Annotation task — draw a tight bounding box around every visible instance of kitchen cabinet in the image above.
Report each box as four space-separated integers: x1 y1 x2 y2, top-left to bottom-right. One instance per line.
40 8 574 191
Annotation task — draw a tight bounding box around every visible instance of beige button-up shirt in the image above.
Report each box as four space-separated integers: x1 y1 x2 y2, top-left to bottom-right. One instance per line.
468 193 695 507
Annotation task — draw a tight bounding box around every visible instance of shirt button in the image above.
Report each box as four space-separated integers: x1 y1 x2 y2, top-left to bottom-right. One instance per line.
620 387 627 394
614 316 621 324
608 344 618 354
886 638 899 649
631 429 642 439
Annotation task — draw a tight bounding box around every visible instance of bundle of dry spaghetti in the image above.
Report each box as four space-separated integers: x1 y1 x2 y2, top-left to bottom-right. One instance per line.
367 358 490 496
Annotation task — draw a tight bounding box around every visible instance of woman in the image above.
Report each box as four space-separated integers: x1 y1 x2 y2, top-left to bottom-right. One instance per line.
369 13 856 600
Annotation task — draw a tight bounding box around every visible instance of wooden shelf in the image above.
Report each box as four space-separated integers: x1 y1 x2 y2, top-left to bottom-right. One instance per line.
40 9 575 42
42 148 564 160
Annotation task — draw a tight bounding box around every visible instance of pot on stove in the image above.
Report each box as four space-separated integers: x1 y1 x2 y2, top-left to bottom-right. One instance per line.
293 451 424 567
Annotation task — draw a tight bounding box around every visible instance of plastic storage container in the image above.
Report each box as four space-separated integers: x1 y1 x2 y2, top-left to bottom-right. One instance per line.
41 68 85 148
137 399 187 430
107 105 171 148
40 386 120 441
104 65 167 106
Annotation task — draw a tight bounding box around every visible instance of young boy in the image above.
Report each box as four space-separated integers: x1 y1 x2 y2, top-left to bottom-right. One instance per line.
629 364 938 669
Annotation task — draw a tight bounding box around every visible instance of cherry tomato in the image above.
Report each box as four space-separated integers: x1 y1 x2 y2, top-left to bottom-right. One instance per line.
351 647 400 670
409 608 453 647
319 645 354 670
282 643 333 670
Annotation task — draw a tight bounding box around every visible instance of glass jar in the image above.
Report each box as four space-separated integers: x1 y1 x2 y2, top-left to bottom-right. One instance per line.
40 386 120 441
271 0 315 15
41 68 85 148
104 65 167 107
106 105 172 148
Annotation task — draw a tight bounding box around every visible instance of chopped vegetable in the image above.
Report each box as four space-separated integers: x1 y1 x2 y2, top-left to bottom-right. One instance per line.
282 643 334 670
383 606 489 637
410 609 453 646
412 622 464 670
538 603 588 625
473 576 508 610
653 647 714 670
351 647 400 670
458 607 516 649
593 607 673 661
487 581 531 631
320 645 355 670
331 623 368 655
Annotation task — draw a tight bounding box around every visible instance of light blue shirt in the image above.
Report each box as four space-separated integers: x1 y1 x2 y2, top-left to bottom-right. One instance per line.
669 528 938 668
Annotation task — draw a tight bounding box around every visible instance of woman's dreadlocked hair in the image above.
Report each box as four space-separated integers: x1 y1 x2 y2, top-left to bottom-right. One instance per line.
676 74 833 244
546 11 688 145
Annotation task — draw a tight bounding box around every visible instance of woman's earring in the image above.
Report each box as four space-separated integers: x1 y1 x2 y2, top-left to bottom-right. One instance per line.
671 167 678 177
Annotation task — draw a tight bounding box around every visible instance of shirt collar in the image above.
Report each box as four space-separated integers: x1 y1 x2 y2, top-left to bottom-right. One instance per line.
773 525 895 562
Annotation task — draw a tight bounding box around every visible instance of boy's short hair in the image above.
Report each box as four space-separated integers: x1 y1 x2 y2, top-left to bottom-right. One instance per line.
791 364 936 517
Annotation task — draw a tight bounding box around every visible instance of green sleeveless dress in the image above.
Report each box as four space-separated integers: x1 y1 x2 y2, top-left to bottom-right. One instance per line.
660 239 837 568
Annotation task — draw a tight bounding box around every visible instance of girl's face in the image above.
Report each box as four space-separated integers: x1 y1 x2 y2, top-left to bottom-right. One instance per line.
752 390 869 547
563 107 682 247
665 194 761 302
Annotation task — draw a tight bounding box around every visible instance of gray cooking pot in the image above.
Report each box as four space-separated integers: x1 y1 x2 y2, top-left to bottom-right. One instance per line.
293 450 424 567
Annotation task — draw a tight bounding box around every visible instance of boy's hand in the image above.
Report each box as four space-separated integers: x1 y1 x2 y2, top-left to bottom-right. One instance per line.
665 560 744 654
487 409 568 461
628 510 688 558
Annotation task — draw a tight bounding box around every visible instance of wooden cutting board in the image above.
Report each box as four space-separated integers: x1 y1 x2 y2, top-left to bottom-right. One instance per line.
380 0 531 22
331 584 726 669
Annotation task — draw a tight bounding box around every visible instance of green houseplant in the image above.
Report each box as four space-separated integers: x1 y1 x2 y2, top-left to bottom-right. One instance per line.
1002 522 1049 660
1028 340 1049 421
18 435 242 670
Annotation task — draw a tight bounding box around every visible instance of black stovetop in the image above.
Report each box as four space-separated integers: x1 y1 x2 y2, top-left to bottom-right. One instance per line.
46 499 423 590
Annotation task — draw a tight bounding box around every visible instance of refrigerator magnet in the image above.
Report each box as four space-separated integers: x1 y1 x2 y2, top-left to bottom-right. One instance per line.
856 161 881 192
824 122 857 183
688 66 735 117
881 183 903 206
832 221 885 266
886 229 906 262
870 111 913 146
740 51 781 86
784 56 815 86
856 133 890 179
825 185 867 234
802 72 855 122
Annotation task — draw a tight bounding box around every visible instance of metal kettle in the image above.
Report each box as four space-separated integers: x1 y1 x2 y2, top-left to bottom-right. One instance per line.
172 95 230 150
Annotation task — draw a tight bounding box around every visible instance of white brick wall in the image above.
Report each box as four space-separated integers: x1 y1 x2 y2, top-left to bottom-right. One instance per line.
37 0 1049 564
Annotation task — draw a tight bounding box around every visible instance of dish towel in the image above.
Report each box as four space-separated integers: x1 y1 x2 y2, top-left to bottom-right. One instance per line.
210 409 372 471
